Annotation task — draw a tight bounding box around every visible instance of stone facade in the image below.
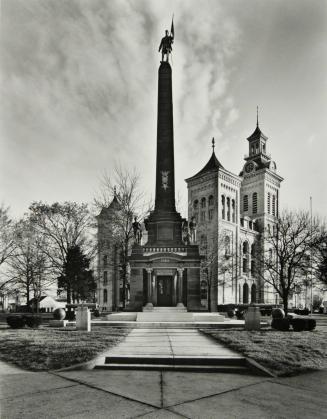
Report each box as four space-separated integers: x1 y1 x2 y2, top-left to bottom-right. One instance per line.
186 124 283 307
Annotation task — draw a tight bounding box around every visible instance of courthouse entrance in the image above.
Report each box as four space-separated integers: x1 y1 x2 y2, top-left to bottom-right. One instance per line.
157 276 173 306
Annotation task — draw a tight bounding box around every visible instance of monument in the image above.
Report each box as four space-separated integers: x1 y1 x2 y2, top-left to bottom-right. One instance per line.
128 26 202 311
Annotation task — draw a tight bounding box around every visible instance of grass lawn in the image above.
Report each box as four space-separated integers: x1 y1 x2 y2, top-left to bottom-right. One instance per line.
202 327 327 376
0 325 130 371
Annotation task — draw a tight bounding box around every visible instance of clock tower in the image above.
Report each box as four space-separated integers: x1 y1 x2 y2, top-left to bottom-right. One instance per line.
240 111 283 232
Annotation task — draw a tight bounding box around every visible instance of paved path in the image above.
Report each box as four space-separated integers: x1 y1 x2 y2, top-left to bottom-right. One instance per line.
1 362 327 418
104 328 243 358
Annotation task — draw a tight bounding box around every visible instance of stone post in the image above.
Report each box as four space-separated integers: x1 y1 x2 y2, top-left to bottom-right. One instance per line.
244 305 261 330
76 306 91 332
177 268 184 307
145 269 153 308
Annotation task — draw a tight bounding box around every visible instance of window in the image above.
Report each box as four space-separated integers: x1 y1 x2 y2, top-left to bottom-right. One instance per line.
243 283 249 303
201 197 206 208
263 143 266 153
227 197 231 221
269 248 273 262
193 200 199 210
251 145 255 155
255 142 259 154
208 195 214 206
208 209 214 221
103 255 108 267
221 195 225 219
242 242 249 273
232 199 235 223
251 260 255 276
252 192 257 214
243 195 248 212
267 192 271 214
272 195 276 216
200 234 207 250
251 283 257 303
225 236 231 257
103 271 108 286
194 213 198 223
251 243 256 257
200 211 206 222
103 289 108 303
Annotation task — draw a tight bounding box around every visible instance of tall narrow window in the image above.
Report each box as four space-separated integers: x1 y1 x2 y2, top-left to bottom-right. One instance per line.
252 192 257 214
103 289 108 303
272 195 276 216
227 197 231 221
103 271 108 286
201 197 206 208
242 241 249 273
221 195 225 219
232 199 235 223
193 200 199 210
208 209 213 221
225 236 231 257
243 195 248 212
267 192 271 214
208 195 214 206
103 255 108 267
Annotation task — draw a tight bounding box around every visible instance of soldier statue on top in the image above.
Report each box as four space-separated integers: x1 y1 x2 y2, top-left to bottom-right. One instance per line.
158 18 174 62
132 216 142 244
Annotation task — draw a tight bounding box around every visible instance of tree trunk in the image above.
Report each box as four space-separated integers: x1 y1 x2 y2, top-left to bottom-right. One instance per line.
282 293 288 315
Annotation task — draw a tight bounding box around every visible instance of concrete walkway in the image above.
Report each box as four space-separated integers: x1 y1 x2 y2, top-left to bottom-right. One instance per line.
1 361 327 418
104 328 242 358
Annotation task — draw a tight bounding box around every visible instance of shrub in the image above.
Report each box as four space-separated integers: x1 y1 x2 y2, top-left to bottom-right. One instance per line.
236 310 244 320
24 316 42 328
271 318 290 331
306 318 316 331
6 315 25 329
271 308 285 319
65 310 75 321
53 308 66 320
291 318 306 332
227 309 235 318
93 309 100 318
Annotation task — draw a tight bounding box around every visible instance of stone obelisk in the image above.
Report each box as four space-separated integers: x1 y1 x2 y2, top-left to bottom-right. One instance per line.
145 58 184 245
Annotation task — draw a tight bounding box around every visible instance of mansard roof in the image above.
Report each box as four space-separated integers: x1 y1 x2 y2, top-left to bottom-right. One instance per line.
247 125 268 142
186 151 224 182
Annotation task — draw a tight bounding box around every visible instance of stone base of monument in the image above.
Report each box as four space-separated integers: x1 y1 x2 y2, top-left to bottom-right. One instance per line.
49 320 68 328
76 306 91 331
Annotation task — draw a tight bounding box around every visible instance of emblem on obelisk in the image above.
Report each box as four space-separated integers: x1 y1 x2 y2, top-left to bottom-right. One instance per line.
161 171 169 190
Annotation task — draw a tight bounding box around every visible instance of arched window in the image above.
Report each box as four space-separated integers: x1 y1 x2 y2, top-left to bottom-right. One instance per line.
227 197 231 221
201 198 206 208
252 192 257 214
193 200 199 210
251 243 256 257
243 195 248 212
103 289 108 303
243 283 249 304
221 195 225 219
269 248 273 262
251 283 257 303
208 195 214 206
251 260 255 276
243 242 249 273
267 192 271 214
225 236 231 257
232 199 235 223
103 271 108 286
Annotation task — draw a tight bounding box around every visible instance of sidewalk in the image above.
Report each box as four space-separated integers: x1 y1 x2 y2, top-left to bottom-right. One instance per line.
1 339 327 418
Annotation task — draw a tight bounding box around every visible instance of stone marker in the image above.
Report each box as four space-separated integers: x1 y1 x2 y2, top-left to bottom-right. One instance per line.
245 306 261 330
76 306 91 331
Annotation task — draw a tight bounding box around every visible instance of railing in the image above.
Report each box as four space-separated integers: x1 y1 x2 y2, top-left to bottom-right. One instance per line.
144 247 186 254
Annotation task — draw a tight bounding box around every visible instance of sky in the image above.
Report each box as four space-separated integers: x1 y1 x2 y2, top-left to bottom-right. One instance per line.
1 0 327 220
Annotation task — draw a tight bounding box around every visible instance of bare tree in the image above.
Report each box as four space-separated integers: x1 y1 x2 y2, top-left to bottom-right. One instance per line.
94 165 151 308
258 210 322 314
6 216 53 311
29 202 94 304
200 229 234 312
0 204 16 267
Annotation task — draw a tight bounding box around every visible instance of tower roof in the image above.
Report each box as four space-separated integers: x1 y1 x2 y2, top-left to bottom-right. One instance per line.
246 125 268 142
186 150 224 182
